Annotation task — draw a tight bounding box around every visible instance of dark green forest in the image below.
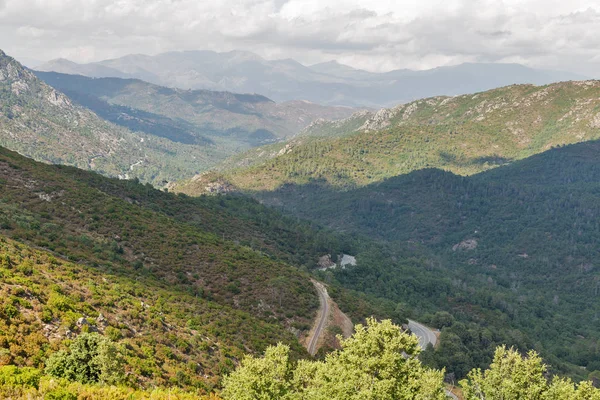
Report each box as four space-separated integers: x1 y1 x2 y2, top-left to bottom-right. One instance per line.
229 140 600 382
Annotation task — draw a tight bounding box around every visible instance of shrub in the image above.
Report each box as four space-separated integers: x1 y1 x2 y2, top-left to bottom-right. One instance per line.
0 365 42 388
45 333 124 385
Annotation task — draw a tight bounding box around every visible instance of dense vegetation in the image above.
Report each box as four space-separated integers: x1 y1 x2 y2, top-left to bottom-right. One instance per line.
220 319 600 399
0 146 328 392
174 80 600 193
215 141 600 382
0 144 419 395
221 319 446 400
172 81 600 382
34 71 358 146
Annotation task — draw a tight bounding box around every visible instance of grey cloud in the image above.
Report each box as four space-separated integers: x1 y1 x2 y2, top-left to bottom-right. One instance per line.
0 0 599 77
476 30 512 38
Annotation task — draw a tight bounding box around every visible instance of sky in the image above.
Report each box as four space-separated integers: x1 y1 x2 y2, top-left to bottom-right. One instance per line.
1 0 599 75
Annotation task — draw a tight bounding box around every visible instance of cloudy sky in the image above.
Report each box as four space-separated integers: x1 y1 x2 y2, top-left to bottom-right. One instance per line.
1 0 599 75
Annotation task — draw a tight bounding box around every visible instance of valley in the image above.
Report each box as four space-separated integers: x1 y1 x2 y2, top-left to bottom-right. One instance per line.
2 32 600 398
171 81 600 383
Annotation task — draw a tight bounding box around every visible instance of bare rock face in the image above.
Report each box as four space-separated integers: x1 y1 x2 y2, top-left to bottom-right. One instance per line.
360 107 399 131
317 254 336 270
46 88 71 108
205 180 236 194
452 239 478 251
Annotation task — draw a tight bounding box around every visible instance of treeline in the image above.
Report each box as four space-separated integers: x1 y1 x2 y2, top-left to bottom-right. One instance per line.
221 319 600 399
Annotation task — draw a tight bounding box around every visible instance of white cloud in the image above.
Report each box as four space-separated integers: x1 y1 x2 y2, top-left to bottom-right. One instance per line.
0 0 599 76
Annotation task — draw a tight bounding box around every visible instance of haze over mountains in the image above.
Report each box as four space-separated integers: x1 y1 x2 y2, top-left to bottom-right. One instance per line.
5 33 600 397
34 71 358 145
36 50 588 107
0 49 358 185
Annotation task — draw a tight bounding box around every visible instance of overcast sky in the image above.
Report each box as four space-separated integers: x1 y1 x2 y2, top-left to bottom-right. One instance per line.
1 0 599 75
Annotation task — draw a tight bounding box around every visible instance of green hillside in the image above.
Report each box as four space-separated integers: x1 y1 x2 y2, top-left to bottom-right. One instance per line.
171 81 600 382
34 71 358 145
0 49 240 185
198 140 600 381
179 80 600 193
0 145 324 392
0 144 414 392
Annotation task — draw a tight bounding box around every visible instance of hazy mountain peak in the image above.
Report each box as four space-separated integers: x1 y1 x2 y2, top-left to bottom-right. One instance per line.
311 60 358 71
35 50 589 107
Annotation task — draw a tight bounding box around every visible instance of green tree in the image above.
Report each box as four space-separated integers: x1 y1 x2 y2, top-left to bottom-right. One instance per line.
461 346 600 400
222 318 446 400
220 344 294 400
45 333 124 385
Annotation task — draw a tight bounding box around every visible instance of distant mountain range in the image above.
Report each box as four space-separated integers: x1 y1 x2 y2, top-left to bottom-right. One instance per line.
37 50 588 107
0 49 357 185
34 71 358 145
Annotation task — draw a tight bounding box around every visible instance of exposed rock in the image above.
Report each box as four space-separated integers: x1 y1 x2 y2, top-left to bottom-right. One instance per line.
96 313 107 326
317 254 336 270
339 254 357 268
452 239 478 251
77 317 89 327
205 181 236 194
360 107 399 131
590 112 600 129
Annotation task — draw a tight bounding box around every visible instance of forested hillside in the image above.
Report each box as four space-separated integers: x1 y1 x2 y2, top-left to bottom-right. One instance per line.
172 91 600 382
0 145 323 392
176 80 600 193
219 141 600 381
34 71 358 146
0 144 422 392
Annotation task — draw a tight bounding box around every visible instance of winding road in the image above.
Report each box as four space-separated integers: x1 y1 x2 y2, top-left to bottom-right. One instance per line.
408 320 458 399
305 283 457 398
307 280 330 356
408 319 437 349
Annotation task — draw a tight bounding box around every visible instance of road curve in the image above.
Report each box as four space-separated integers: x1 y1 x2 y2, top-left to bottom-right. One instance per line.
307 280 330 356
408 319 437 349
408 321 456 399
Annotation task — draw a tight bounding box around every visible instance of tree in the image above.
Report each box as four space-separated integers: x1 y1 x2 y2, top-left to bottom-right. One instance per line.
45 333 124 385
460 346 600 400
220 344 294 400
222 318 446 400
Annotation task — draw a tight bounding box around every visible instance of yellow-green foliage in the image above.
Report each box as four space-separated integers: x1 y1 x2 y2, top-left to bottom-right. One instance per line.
0 368 221 399
221 318 447 400
461 346 600 400
0 235 306 391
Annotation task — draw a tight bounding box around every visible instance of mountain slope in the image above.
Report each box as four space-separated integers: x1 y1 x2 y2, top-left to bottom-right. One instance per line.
36 50 587 107
0 49 356 186
0 144 329 390
213 140 600 380
0 49 243 185
34 71 358 145
176 80 600 193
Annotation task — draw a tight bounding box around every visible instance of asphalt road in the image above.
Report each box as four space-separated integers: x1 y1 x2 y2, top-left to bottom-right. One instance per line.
407 320 457 399
408 319 437 349
307 280 330 356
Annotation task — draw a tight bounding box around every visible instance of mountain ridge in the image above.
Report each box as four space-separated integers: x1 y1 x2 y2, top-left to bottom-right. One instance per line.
37 50 588 107
176 79 600 193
